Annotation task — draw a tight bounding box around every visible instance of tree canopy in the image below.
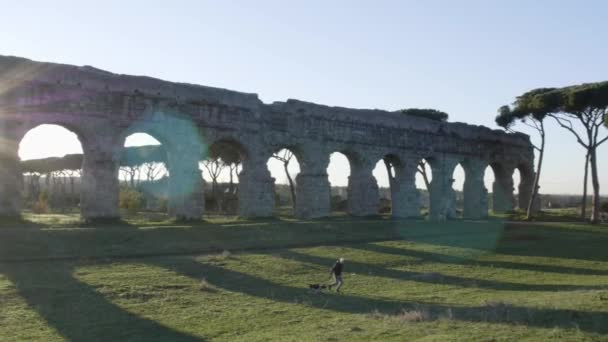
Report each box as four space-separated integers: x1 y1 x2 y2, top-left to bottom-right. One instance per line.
21 145 167 174
496 82 608 128
21 154 83 174
498 80 608 223
119 145 166 167
207 142 242 165
495 88 559 128
398 108 448 122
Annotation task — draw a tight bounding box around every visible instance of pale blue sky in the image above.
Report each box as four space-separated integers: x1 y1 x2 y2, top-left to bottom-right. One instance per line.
4 0 607 193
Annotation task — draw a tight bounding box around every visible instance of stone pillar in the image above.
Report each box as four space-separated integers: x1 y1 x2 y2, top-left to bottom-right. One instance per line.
518 164 536 211
295 147 330 219
492 165 515 213
429 156 460 221
167 154 203 220
238 151 275 217
390 157 420 218
347 158 379 216
0 125 21 216
462 159 488 219
81 135 121 221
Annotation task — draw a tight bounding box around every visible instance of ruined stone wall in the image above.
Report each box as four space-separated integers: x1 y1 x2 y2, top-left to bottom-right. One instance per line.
0 55 534 220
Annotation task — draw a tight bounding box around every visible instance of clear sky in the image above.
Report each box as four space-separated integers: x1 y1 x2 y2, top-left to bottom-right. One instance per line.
4 0 607 194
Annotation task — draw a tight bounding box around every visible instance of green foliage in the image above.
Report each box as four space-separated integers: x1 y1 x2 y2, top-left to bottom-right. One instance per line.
21 145 166 174
206 140 243 165
601 202 608 213
21 154 83 174
399 108 448 122
120 145 166 167
498 81 608 128
560 81 608 113
496 88 558 128
378 198 391 214
119 188 143 215
330 195 347 212
32 191 49 214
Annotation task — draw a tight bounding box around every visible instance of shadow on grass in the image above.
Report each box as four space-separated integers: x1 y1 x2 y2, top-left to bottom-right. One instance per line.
0 262 203 342
350 242 608 276
276 250 607 292
0 216 50 229
148 256 608 335
0 217 401 262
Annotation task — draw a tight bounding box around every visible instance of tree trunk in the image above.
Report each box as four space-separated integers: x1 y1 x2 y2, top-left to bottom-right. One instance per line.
284 162 296 209
421 168 431 192
383 158 395 189
229 166 234 193
129 169 135 188
589 147 601 223
581 150 590 219
526 127 545 220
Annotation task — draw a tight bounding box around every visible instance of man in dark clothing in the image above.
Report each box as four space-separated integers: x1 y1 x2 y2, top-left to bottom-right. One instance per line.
328 258 344 292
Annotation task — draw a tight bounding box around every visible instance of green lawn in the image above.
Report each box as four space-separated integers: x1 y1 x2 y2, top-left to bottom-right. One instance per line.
1 215 607 341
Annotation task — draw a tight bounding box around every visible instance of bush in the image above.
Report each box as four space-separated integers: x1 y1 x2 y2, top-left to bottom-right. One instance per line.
157 198 168 212
601 202 608 213
32 191 49 214
331 195 347 212
119 188 143 215
378 198 391 214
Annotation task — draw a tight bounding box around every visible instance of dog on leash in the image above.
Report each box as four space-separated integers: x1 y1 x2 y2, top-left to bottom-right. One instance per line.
308 283 328 293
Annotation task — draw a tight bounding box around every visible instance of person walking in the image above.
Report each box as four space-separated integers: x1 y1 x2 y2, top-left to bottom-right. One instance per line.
328 258 345 292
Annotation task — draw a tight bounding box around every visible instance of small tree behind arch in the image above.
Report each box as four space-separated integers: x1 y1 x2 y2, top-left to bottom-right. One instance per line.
496 87 558 219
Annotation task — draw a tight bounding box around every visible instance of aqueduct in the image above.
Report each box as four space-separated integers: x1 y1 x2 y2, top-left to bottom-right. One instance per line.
0 55 535 221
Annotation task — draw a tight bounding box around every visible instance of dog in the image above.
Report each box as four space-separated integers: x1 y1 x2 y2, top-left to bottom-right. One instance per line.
308 283 328 293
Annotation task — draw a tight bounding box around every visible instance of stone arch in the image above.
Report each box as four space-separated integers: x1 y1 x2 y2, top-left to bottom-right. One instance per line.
265 145 303 216
488 161 516 213
515 160 535 210
119 132 168 216
371 151 423 218
203 137 250 216
326 150 354 214
459 158 490 219
275 142 330 218
16 122 87 217
324 148 376 216
405 154 441 217
422 154 461 221
120 111 204 220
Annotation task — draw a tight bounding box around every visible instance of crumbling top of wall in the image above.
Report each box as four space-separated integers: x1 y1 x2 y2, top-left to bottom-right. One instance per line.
0 55 262 110
270 99 531 148
0 55 531 149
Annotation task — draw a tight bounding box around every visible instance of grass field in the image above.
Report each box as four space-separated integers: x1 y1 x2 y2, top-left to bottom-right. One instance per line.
1 214 607 341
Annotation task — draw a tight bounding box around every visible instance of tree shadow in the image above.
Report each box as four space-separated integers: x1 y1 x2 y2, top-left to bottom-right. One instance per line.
0 216 50 229
0 262 203 341
146 256 608 335
350 242 608 276
495 224 608 262
275 250 607 292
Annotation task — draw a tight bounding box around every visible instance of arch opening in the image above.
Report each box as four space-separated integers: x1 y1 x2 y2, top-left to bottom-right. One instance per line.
118 132 169 218
415 158 433 216
18 124 84 216
202 139 247 216
372 154 402 215
484 165 495 214
513 168 522 209
451 163 466 218
326 152 351 214
267 148 301 216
